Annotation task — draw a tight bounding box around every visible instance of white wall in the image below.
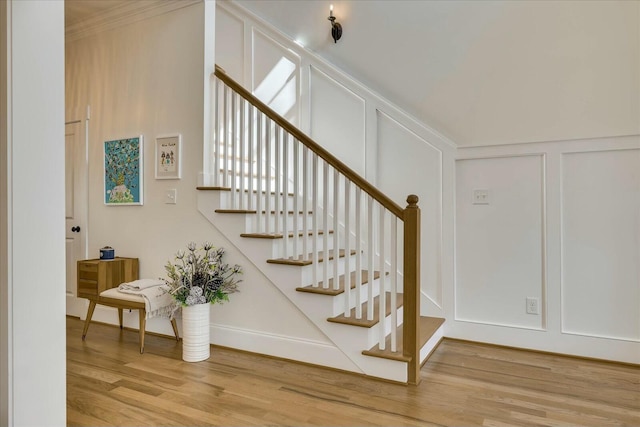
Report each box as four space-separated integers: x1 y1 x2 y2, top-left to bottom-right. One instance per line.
1 1 66 425
234 0 640 147
219 1 639 365
65 2 329 351
452 137 640 363
216 1 456 319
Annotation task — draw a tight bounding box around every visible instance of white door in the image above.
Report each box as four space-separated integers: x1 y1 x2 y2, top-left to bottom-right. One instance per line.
65 120 88 317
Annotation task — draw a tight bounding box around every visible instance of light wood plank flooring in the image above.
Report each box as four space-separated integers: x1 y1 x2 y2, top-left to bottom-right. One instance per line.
67 317 639 426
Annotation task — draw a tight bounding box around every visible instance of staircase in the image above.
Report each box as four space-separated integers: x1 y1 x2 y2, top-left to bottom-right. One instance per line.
197 66 444 384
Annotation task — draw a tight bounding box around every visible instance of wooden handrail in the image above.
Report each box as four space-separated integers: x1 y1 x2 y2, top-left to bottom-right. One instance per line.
214 65 404 219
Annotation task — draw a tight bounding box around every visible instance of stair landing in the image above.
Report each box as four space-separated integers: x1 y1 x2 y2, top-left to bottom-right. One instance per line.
362 316 445 362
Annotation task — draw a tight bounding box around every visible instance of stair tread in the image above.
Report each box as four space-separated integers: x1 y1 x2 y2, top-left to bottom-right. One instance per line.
327 292 404 328
215 209 313 214
196 186 231 191
241 230 333 239
215 209 258 213
237 189 295 196
296 270 382 296
362 316 445 361
219 168 273 179
217 209 313 214
267 249 356 266
196 186 294 197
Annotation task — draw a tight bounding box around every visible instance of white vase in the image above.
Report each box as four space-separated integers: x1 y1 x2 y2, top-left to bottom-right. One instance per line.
181 303 210 362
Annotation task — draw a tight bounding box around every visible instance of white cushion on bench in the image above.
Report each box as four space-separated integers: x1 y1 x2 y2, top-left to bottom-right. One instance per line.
100 287 145 303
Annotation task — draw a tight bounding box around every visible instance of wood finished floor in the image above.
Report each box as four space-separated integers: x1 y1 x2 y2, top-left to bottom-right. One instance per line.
67 317 639 426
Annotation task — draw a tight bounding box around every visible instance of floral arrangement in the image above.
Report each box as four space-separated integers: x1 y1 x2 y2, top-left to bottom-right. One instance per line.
163 242 242 306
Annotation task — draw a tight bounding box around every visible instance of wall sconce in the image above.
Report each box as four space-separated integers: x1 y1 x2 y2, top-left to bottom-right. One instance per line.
328 4 342 43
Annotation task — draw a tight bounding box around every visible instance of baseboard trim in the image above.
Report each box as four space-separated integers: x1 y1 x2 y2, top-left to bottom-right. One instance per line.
209 323 362 374
443 337 640 368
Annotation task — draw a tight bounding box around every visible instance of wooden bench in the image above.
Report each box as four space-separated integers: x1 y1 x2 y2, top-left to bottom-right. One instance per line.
78 257 179 353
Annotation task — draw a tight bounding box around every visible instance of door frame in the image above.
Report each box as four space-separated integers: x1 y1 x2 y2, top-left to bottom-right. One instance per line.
65 106 90 317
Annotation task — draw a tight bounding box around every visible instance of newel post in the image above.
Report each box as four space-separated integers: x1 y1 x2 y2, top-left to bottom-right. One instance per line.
403 194 421 385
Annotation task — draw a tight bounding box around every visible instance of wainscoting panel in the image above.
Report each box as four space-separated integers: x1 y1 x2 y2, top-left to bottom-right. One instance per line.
455 154 545 329
561 149 640 341
215 6 245 84
376 111 443 310
251 28 300 125
309 66 366 176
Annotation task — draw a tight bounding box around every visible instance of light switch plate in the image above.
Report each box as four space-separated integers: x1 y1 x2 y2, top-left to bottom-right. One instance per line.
165 189 177 204
473 189 490 205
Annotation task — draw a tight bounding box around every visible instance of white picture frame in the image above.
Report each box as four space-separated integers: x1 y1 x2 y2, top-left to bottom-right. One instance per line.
155 134 181 180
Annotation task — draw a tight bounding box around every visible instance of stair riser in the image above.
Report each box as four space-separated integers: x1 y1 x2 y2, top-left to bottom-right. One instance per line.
272 239 335 259
357 306 405 350
327 283 385 316
298 254 360 284
244 215 330 235
219 191 299 211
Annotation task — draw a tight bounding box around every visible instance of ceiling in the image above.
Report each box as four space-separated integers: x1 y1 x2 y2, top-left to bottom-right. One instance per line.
65 0 129 28
236 0 639 147
64 0 639 147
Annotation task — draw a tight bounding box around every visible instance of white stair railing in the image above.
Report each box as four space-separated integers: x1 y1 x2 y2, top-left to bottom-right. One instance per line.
210 67 423 384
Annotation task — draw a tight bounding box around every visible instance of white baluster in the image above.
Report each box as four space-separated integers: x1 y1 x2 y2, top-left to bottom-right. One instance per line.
213 79 220 187
390 215 398 353
333 169 340 291
223 84 229 188
282 132 289 259
247 105 254 211
367 196 375 321
230 92 237 208
264 118 272 235
343 180 351 317
292 140 300 260
256 113 263 233
312 153 319 287
322 161 329 289
239 98 246 209
355 187 362 319
274 126 281 238
378 205 386 350
302 146 309 262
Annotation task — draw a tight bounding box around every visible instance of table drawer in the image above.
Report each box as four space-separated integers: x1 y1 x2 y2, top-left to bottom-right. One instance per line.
76 258 138 300
78 279 98 297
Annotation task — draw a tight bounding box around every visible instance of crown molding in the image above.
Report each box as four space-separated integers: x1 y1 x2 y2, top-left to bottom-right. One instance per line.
66 0 201 43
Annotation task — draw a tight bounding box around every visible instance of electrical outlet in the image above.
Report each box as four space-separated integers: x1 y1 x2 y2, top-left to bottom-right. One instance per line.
526 297 540 315
473 189 490 205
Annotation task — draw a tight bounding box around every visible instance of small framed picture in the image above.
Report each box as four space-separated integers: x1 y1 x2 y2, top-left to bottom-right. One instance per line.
155 134 181 180
104 136 143 205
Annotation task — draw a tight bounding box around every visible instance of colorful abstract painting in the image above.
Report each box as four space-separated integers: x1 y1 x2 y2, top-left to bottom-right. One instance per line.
104 136 143 205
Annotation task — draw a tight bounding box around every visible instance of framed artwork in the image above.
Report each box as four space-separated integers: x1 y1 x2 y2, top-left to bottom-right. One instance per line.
155 134 181 179
104 136 143 205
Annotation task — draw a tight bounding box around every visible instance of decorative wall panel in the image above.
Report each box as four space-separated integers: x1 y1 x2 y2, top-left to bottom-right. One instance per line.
562 149 640 341
215 7 244 84
309 66 366 176
252 29 300 125
456 155 545 329
377 111 443 308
